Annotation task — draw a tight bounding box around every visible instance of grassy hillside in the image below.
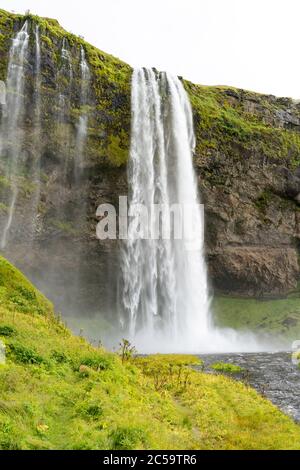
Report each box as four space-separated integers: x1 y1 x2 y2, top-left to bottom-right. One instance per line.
0 256 300 450
213 295 300 343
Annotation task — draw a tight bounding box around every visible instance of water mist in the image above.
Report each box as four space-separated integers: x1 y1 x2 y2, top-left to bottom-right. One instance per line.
121 68 270 354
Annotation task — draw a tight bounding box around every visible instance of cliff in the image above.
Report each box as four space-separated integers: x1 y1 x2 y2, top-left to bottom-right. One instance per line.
0 9 300 320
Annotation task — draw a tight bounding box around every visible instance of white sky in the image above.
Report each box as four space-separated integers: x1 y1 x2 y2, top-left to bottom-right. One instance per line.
1 0 299 98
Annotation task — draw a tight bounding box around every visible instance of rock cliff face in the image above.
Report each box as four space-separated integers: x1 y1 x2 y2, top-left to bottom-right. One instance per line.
188 85 300 298
0 9 300 322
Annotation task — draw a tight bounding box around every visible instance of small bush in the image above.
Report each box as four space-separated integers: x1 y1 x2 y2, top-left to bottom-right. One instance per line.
16 286 36 302
80 403 103 420
8 343 44 365
0 325 15 337
78 354 112 371
110 426 148 450
0 420 22 450
51 351 68 363
118 339 137 363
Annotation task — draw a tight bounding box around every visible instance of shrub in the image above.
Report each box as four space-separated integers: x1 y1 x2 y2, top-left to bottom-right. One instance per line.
0 325 15 337
79 403 103 420
51 351 68 363
78 353 113 371
118 338 137 363
110 426 148 450
8 343 44 365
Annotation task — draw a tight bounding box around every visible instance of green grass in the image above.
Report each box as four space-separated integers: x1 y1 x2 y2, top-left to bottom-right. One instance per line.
184 81 300 170
213 296 300 342
1 255 300 449
211 362 244 374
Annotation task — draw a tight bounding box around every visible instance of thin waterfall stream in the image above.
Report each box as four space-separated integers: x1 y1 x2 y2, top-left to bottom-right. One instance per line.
75 45 90 179
0 21 29 249
30 23 42 237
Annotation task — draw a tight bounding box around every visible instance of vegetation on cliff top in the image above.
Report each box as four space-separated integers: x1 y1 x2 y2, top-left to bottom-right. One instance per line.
1 9 300 169
0 8 131 168
1 255 300 449
185 81 300 169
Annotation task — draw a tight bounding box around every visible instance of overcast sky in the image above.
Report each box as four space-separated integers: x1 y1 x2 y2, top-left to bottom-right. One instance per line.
1 0 299 98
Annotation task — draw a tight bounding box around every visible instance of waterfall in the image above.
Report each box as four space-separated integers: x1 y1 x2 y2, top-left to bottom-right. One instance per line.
121 68 210 352
75 46 90 178
0 21 29 249
57 38 73 128
58 38 73 122
30 24 42 236
56 37 73 180
121 68 266 353
34 25 41 123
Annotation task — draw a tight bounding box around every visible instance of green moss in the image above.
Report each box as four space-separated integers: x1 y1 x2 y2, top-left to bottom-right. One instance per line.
185 81 300 169
41 34 53 48
0 203 8 215
213 296 300 341
50 219 78 235
0 256 53 317
254 189 273 213
0 176 10 190
211 362 244 374
107 133 128 167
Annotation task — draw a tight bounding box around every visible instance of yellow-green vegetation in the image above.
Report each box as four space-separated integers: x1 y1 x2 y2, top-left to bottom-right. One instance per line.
0 8 131 168
107 133 129 167
0 257 53 317
0 255 300 450
210 362 244 374
2 9 300 170
213 296 300 341
50 219 78 236
184 81 300 170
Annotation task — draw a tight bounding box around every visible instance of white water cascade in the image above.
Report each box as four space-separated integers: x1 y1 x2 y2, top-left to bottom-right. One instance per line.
75 46 90 177
0 21 29 249
58 38 73 122
30 24 42 236
121 68 210 352
121 68 266 353
57 38 73 179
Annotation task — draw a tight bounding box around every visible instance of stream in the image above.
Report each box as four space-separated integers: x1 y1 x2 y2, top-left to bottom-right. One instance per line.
197 352 300 423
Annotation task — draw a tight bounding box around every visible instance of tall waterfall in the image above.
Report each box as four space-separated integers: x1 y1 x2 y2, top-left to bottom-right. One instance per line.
57 38 73 124
121 68 210 353
57 38 73 178
34 25 41 124
0 21 29 249
30 24 42 236
75 46 90 178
